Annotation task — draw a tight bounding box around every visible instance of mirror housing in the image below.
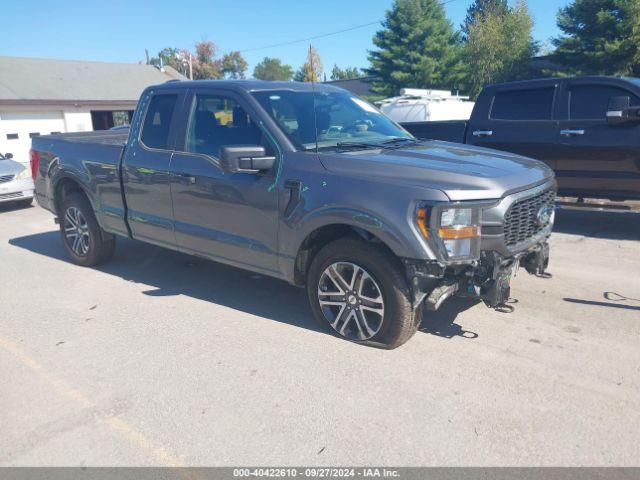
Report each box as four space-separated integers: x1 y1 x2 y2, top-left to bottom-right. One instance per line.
4 153 13 159
220 145 275 173
606 96 640 125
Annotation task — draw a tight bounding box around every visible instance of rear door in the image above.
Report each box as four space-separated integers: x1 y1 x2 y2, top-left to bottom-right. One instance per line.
123 89 185 248
555 80 640 199
468 84 560 170
168 88 280 273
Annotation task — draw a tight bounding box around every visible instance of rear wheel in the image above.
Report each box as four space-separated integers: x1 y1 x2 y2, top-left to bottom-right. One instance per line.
59 193 115 266
307 237 421 349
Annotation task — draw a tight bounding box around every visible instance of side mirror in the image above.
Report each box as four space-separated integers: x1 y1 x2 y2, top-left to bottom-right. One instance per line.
606 96 640 125
5 153 13 159
220 145 275 173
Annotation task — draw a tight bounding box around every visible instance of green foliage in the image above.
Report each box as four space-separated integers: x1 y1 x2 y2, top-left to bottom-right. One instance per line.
463 0 537 98
253 57 294 81
366 0 464 97
330 64 364 80
221 51 248 79
150 41 248 80
553 0 640 75
461 0 509 38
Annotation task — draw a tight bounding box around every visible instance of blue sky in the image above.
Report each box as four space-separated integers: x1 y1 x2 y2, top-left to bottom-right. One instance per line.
3 0 571 76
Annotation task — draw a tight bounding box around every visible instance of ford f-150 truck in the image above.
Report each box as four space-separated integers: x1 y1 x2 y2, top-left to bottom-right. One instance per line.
401 76 640 201
31 80 555 348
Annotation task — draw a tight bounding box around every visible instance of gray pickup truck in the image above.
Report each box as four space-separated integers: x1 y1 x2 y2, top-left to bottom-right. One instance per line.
31 80 555 348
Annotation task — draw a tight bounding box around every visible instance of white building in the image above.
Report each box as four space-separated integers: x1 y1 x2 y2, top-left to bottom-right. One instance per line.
0 56 184 167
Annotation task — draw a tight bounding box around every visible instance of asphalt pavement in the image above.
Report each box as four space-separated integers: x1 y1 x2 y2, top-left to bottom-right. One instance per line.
1 202 639 466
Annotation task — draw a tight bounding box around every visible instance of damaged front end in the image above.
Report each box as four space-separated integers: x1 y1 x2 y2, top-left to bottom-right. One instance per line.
406 182 555 312
404 240 551 311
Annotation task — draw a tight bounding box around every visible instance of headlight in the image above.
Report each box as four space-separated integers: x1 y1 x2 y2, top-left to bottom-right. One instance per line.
16 167 31 180
415 206 482 261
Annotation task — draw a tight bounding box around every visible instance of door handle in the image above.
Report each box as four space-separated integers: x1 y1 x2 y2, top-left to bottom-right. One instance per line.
472 130 493 137
172 172 196 184
560 129 585 137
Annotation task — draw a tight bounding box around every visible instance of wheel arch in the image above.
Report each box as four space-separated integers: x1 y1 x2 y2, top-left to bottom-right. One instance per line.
292 222 402 286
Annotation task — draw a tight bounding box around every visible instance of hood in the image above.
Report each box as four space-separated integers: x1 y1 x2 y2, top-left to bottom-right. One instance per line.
319 140 554 201
0 158 28 177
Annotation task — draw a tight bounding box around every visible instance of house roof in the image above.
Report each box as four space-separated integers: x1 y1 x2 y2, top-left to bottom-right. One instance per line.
0 56 186 106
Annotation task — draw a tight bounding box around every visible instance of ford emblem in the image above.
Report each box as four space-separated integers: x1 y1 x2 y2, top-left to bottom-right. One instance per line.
536 205 553 227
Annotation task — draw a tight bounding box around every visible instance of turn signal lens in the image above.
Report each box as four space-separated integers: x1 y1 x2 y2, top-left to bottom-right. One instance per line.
437 226 481 239
416 208 430 239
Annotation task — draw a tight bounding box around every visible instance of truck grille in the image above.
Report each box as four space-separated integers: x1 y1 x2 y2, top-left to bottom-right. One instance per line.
0 174 15 183
504 188 556 248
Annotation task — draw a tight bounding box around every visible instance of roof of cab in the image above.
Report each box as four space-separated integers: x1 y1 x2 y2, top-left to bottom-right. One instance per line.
151 79 346 93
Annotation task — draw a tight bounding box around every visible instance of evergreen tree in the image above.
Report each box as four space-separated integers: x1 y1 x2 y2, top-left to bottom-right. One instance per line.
253 57 294 81
553 0 640 75
366 0 464 96
464 0 536 98
461 0 509 39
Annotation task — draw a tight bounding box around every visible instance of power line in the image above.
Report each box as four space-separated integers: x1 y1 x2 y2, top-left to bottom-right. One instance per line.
239 21 382 53
238 0 464 54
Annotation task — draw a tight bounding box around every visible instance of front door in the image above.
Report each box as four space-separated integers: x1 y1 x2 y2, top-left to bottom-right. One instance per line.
555 81 640 199
468 85 560 170
169 90 280 273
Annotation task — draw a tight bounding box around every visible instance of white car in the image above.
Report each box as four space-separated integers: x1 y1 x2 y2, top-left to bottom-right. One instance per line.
0 153 34 207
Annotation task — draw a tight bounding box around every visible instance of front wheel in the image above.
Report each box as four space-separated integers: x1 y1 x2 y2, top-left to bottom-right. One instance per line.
59 193 115 266
307 237 422 349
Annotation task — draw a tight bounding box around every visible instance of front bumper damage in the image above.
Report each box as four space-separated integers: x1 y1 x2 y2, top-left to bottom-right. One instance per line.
403 240 551 311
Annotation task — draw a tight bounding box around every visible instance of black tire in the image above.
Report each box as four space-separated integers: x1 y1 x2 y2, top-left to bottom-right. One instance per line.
59 192 115 267
307 237 422 349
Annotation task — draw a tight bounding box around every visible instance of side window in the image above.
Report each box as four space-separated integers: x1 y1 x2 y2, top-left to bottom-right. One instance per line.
140 94 178 150
490 87 555 121
569 85 640 120
185 93 272 157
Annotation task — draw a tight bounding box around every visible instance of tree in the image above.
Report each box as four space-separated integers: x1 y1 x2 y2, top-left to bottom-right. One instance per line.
221 51 248 79
552 0 640 75
253 57 294 81
366 0 464 97
463 0 537 98
150 48 189 76
191 40 222 79
330 65 364 80
461 0 509 39
295 45 323 82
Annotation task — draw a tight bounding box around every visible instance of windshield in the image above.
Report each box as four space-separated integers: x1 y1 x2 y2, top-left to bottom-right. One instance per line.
252 90 413 151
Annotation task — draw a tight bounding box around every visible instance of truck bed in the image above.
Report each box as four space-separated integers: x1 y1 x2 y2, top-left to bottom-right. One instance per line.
31 130 129 236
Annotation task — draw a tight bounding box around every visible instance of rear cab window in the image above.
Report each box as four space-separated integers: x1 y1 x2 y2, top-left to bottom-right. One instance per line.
140 93 179 150
490 87 556 121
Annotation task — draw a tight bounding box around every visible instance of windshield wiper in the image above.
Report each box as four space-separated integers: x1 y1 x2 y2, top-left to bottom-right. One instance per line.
379 137 421 146
334 141 384 150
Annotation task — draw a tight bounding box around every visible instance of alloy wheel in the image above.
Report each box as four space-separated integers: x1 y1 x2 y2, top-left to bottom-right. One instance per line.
63 207 91 256
317 262 385 341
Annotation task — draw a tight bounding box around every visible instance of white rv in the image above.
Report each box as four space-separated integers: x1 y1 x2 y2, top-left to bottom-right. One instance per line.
377 88 475 123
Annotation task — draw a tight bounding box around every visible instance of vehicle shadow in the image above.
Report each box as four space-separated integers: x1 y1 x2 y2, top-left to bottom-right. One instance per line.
553 207 640 240
418 298 479 339
0 201 33 213
9 231 477 340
